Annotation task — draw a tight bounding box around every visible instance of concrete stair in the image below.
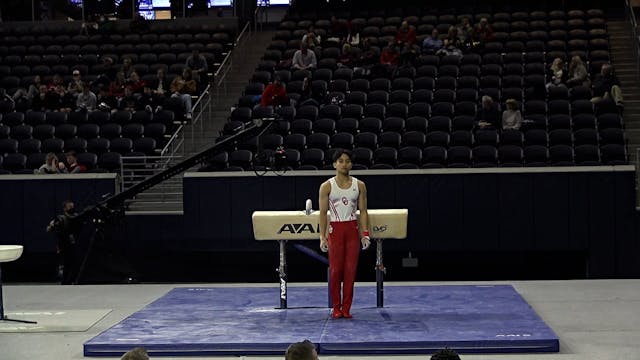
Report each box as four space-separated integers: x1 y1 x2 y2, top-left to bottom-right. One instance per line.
122 30 277 214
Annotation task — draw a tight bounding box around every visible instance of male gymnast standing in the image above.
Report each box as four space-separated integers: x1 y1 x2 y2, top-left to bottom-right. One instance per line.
319 149 371 319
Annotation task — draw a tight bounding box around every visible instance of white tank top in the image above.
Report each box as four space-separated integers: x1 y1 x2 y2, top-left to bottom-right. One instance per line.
328 176 359 222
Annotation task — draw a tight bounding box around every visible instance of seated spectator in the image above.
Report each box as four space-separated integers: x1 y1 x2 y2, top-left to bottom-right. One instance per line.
476 95 500 129
55 85 75 112
260 75 288 107
185 49 208 83
76 82 97 112
32 85 60 111
94 56 117 89
457 17 473 44
328 16 349 44
170 68 197 119
437 27 463 57
37 153 66 174
346 24 360 47
338 43 356 68
62 151 86 173
431 347 461 360
12 75 41 102
148 69 169 111
292 43 317 70
395 21 417 46
502 99 523 130
67 70 84 97
47 74 65 91
591 63 623 106
121 57 135 80
0 87 15 111
116 86 137 112
377 41 400 78
109 71 127 99
547 58 566 89
120 347 150 360
128 71 146 95
473 17 494 43
354 38 378 71
285 340 318 360
422 29 443 54
302 25 321 49
566 56 590 87
400 42 419 67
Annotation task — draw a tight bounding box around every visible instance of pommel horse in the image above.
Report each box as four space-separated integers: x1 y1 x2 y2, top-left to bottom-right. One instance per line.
252 204 408 309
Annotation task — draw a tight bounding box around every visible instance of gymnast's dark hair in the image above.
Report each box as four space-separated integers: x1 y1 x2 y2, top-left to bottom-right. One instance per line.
430 348 461 360
285 340 317 360
332 148 352 162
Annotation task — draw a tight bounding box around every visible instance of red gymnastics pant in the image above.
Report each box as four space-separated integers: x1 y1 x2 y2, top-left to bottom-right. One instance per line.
328 220 360 312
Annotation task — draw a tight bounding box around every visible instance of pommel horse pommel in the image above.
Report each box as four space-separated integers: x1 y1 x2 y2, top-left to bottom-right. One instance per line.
252 205 408 309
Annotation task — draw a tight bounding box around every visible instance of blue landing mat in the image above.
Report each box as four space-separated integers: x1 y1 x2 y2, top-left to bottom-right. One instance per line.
84 285 559 357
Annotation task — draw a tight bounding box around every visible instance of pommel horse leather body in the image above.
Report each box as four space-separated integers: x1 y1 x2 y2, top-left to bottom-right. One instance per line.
252 209 408 308
252 209 408 240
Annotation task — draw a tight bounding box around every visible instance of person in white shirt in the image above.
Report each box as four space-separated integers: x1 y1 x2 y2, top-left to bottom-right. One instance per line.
502 98 523 130
292 43 317 70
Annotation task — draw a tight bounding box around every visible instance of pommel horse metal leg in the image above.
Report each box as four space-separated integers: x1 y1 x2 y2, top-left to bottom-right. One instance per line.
277 240 287 309
375 238 385 308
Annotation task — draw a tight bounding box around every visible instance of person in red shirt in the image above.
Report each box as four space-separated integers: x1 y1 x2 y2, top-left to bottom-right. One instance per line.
395 21 416 46
260 76 288 107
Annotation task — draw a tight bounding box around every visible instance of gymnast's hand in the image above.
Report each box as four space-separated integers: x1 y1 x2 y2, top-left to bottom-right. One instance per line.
361 236 371 250
320 237 329 252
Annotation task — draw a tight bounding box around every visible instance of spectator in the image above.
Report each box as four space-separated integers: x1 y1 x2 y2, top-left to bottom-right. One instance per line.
116 86 137 112
566 56 590 87
346 23 360 47
37 153 67 174
94 56 118 89
591 63 623 106
12 75 41 102
63 151 87 173
31 84 60 111
121 57 135 80
400 42 419 67
328 16 349 43
431 348 461 360
149 68 169 112
354 38 378 72
301 25 321 49
55 84 75 112
120 347 150 360
476 95 500 129
47 74 65 91
292 43 317 70
423 29 443 54
395 21 416 46
109 71 127 99
547 58 566 89
377 41 400 78
260 75 288 107
76 82 97 112
67 70 84 97
473 17 494 43
0 87 15 112
185 49 208 83
338 43 356 68
170 68 197 119
128 71 146 95
437 26 463 57
285 340 318 360
502 98 523 130
457 17 473 44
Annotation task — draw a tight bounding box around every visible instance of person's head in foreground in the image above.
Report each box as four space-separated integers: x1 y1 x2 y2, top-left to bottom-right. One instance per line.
430 347 461 360
332 149 353 175
121 347 150 360
285 339 318 360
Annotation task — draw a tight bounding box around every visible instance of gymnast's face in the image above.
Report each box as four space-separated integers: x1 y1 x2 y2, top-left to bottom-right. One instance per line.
334 153 352 175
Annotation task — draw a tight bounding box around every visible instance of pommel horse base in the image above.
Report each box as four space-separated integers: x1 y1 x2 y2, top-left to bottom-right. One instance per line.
252 208 408 309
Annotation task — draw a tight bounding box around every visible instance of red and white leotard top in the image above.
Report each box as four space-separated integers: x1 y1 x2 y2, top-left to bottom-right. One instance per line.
328 176 359 222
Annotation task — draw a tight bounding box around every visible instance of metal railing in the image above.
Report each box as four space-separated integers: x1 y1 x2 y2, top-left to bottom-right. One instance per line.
624 0 640 77
119 155 183 191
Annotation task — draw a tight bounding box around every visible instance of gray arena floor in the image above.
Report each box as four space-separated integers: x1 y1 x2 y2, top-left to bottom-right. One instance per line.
1 280 639 360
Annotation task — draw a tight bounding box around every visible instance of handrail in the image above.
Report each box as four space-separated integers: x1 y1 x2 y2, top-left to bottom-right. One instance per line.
624 0 640 78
